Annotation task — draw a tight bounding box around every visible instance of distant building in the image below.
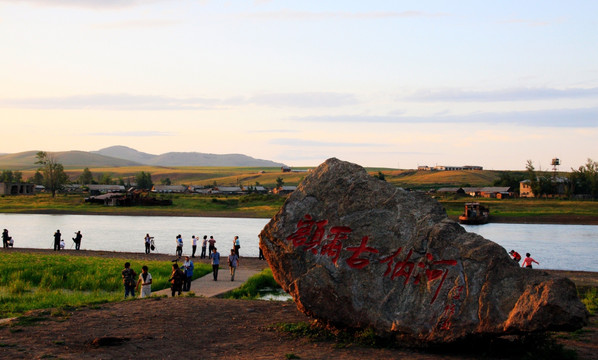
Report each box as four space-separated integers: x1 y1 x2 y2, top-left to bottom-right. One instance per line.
152 185 189 193
417 166 431 171
272 185 297 195
0 182 35 195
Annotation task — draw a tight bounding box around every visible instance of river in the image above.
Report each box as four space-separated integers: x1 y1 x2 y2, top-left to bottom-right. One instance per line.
0 214 596 272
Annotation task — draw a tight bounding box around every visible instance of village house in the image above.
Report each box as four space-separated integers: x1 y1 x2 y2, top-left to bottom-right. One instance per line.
272 185 297 195
87 184 126 196
0 182 35 195
152 185 189 193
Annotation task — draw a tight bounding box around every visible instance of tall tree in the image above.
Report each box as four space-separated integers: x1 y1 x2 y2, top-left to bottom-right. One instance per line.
276 176 285 188
79 167 93 185
135 171 153 190
35 151 68 197
525 160 540 197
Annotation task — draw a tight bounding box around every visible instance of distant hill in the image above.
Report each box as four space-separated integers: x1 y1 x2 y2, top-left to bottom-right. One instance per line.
0 150 141 170
93 146 286 167
0 146 286 169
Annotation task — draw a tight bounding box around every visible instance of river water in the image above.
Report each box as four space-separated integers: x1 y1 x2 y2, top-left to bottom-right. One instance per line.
0 214 596 271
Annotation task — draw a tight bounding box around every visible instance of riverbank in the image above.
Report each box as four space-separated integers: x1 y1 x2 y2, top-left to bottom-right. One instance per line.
0 248 597 359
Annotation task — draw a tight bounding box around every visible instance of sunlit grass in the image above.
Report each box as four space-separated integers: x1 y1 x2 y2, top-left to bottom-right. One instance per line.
0 253 211 318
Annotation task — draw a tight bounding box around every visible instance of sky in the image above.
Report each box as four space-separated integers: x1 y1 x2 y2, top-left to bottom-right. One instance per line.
0 0 596 170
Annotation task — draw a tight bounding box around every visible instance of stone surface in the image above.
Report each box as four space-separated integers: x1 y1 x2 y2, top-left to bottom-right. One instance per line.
259 158 588 344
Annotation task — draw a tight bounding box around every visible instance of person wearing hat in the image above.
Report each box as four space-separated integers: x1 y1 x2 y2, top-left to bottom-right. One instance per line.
509 250 521 263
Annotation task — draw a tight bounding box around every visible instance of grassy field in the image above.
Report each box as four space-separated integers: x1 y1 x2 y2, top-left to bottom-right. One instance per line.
1 192 598 221
0 253 211 318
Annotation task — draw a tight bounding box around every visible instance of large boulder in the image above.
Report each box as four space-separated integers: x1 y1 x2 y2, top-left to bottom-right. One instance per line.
259 158 588 344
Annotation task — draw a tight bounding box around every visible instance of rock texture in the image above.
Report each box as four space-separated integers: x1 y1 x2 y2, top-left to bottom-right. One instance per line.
259 158 588 344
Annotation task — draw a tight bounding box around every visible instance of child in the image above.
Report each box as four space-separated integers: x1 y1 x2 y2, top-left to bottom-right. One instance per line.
521 253 539 268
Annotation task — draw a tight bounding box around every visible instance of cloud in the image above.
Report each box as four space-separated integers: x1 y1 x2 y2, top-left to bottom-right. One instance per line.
89 131 173 137
249 92 358 108
404 87 598 102
0 0 167 9
242 10 449 21
0 92 358 110
269 138 385 148
91 19 184 29
292 107 598 128
0 94 223 111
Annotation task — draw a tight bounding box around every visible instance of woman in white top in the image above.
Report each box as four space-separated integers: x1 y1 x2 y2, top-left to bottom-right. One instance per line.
137 265 152 298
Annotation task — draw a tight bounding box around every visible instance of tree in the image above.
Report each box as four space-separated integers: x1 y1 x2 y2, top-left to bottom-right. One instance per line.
569 158 598 199
374 171 386 181
276 176 285 188
35 151 68 197
1 170 13 183
99 173 113 185
30 171 44 185
13 171 22 183
136 171 153 190
79 167 93 185
160 177 172 185
525 160 541 197
493 171 524 195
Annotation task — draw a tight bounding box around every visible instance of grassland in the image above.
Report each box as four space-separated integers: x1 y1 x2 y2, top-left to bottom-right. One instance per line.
0 252 211 318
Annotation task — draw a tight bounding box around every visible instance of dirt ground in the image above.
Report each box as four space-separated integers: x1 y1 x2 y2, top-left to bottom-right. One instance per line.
0 250 597 359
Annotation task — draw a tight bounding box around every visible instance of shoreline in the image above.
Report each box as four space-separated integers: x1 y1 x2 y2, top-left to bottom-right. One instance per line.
3 248 597 287
4 210 598 225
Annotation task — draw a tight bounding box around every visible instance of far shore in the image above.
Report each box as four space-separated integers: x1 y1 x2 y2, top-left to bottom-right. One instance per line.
3 209 597 225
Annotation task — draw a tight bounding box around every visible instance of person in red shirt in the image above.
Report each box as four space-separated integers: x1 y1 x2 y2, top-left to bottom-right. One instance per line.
521 253 539 268
509 250 522 263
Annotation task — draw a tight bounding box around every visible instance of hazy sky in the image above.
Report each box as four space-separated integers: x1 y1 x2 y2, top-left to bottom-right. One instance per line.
1 1 596 170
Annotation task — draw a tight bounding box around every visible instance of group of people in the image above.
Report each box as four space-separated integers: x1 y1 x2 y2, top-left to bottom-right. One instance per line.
509 249 540 268
51 229 83 251
121 262 153 298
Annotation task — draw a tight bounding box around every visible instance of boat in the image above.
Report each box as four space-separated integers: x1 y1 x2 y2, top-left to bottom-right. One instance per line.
458 202 490 225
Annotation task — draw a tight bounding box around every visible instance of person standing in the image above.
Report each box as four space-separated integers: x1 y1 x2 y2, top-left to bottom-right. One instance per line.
211 247 220 281
208 236 216 259
53 229 61 251
182 256 194 291
175 234 183 257
137 265 152 298
121 262 137 298
228 249 239 281
144 234 153 254
200 235 207 259
168 263 185 297
73 231 83 250
233 235 240 257
2 229 10 249
191 235 197 258
522 253 539 268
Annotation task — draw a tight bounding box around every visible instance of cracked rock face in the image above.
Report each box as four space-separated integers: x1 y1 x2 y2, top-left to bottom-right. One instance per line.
259 158 588 344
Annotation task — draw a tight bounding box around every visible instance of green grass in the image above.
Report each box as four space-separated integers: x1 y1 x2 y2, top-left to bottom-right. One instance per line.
579 287 598 315
0 253 211 318
439 198 598 218
222 268 281 300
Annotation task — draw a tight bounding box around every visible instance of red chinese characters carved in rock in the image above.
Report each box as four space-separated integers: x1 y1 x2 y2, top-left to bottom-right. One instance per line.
286 215 459 305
